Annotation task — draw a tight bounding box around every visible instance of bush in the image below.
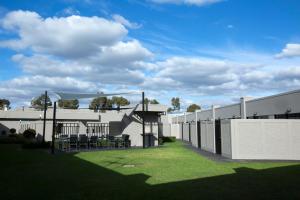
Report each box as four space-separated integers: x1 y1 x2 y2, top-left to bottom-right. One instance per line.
1 130 6 136
0 134 26 144
22 141 51 149
23 129 36 139
162 137 176 143
9 128 16 134
158 137 164 145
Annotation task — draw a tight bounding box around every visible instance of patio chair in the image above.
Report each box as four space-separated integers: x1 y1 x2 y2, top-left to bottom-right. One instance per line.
69 134 78 150
79 134 88 149
108 135 116 149
122 134 131 148
115 137 124 148
58 134 69 151
89 136 98 149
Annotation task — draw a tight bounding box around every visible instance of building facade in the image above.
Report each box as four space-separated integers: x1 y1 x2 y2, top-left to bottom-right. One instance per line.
0 104 167 147
170 89 300 160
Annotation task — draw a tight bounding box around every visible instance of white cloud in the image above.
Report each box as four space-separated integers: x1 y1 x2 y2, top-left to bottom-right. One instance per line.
275 43 300 59
112 14 141 29
150 0 223 6
0 10 127 58
1 10 300 108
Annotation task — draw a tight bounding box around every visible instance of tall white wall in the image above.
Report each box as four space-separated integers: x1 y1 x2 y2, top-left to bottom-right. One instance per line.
230 119 300 160
170 124 180 138
190 122 197 147
220 120 232 158
182 123 190 142
246 90 300 117
200 121 215 153
178 123 183 139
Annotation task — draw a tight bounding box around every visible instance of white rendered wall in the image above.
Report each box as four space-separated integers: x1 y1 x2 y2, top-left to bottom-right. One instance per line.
182 123 190 142
170 124 180 138
190 122 197 147
220 120 232 158
246 90 300 117
178 124 183 139
200 121 215 153
215 104 241 119
231 119 300 160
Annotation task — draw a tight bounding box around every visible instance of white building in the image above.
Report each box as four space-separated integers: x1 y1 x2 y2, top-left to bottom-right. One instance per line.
170 89 300 160
0 104 167 147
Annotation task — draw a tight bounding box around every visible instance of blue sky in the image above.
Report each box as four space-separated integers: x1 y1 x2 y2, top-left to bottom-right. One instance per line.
0 0 300 109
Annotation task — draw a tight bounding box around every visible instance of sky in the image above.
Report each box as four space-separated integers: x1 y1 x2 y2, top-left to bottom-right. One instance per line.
0 0 300 109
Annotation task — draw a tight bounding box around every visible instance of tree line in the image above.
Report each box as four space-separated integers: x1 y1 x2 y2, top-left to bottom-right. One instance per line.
29 93 160 110
1 94 201 112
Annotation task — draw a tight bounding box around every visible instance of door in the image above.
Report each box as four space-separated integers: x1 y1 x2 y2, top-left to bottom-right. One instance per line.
215 119 222 154
197 121 201 148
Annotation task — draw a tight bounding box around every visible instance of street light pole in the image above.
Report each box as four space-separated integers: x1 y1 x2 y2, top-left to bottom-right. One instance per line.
51 101 57 154
42 90 47 143
142 91 145 149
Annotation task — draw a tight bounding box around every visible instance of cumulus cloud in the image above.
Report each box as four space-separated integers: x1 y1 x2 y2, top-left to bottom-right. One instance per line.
275 43 300 59
0 10 128 58
150 0 223 6
146 57 238 89
112 14 141 29
1 10 300 108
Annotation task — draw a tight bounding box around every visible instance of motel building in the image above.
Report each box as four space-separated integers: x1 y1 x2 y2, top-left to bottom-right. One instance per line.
0 104 167 148
168 89 300 160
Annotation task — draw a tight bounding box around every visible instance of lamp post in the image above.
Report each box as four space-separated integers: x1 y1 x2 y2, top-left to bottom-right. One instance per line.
51 101 57 154
142 91 145 149
42 90 47 143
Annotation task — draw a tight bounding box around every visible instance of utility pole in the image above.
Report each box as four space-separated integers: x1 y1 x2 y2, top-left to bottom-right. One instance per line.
42 90 47 143
51 102 57 154
142 91 145 149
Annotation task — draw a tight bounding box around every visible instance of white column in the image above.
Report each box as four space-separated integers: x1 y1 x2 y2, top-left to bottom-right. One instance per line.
241 97 247 119
211 105 216 121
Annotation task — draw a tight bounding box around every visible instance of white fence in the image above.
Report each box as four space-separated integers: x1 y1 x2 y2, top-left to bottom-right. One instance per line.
200 121 215 153
226 119 300 160
182 123 190 142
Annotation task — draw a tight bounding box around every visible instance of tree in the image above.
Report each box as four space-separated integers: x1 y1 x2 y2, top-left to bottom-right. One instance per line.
143 98 150 105
150 99 159 104
187 104 201 112
171 97 180 111
111 96 130 107
89 97 113 110
141 98 160 104
167 107 173 113
31 94 52 110
0 99 10 110
58 99 79 109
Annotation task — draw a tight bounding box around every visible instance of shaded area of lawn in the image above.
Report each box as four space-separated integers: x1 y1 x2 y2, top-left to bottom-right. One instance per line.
0 142 300 200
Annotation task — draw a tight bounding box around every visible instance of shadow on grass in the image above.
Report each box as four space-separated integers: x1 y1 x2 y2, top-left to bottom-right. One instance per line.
0 145 300 200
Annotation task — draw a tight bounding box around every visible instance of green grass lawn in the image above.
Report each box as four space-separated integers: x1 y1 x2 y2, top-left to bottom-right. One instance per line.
1 141 300 200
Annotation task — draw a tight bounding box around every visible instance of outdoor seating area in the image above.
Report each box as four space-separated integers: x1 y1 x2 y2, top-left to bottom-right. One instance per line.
56 134 131 151
55 122 131 151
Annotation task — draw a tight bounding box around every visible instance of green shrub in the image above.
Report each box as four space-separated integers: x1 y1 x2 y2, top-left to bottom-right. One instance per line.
158 137 176 145
158 137 164 145
162 137 176 143
0 134 26 144
22 141 51 149
23 129 36 139
9 128 16 134
1 130 7 136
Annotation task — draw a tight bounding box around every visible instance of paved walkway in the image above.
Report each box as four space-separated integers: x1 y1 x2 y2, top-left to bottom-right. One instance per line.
181 140 300 163
181 140 232 162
